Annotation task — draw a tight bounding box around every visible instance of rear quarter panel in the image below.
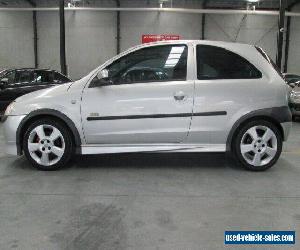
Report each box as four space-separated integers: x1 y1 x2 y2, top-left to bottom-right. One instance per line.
187 43 288 145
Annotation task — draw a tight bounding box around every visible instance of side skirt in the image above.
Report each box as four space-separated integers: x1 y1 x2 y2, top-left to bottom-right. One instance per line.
80 144 226 155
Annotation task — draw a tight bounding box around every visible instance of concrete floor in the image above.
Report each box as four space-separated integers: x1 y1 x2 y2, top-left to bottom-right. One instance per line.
0 123 299 250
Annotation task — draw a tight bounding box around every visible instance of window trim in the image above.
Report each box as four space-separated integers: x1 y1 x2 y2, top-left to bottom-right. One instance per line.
89 44 189 87
196 45 262 81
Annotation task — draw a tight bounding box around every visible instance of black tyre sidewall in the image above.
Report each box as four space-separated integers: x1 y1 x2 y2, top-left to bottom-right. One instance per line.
23 118 73 170
234 120 282 171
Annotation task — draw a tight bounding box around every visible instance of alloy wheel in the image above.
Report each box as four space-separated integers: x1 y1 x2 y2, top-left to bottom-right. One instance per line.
27 124 65 166
240 125 278 167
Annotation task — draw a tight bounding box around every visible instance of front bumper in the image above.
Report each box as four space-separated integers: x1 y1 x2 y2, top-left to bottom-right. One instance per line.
2 115 26 155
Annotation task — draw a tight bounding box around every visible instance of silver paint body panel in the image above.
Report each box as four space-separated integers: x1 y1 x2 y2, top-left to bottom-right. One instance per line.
2 40 291 155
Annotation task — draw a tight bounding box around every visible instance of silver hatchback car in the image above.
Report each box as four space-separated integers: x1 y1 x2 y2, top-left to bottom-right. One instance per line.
2 40 292 171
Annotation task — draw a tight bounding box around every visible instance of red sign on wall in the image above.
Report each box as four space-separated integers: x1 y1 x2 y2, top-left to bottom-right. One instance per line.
142 34 180 44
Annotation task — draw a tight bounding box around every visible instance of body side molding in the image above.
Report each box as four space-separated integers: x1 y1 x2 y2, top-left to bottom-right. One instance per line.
87 111 227 121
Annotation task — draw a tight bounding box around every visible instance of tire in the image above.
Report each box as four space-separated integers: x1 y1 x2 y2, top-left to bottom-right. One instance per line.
233 120 282 171
23 118 74 170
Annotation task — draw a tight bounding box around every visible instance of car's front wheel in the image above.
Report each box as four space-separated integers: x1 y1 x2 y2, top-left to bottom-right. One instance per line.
23 118 73 170
234 120 282 171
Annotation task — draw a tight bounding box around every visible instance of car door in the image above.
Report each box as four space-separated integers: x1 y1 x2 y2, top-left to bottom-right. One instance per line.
187 44 264 145
81 43 195 144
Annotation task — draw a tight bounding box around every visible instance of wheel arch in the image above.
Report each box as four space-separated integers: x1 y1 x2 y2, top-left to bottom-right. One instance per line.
16 109 81 155
226 106 291 152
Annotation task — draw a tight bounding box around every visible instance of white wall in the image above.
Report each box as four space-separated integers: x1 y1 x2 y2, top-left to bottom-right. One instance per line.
1 10 299 78
287 5 300 74
0 11 34 69
38 11 203 79
205 14 278 62
37 12 60 73
37 11 116 80
120 12 202 51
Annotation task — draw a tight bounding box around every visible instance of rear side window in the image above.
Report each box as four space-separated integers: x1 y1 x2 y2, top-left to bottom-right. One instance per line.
197 45 262 80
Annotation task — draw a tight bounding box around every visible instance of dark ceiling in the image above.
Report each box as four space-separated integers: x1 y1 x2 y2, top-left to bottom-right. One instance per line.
0 0 299 10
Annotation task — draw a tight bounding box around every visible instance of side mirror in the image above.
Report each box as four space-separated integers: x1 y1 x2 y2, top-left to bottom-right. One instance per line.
97 69 109 79
91 69 113 87
96 77 113 87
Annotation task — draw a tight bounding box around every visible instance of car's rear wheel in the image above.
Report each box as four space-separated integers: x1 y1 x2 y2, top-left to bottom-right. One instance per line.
23 118 73 170
234 120 282 171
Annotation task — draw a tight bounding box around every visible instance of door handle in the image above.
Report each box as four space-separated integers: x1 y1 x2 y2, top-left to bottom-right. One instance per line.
174 91 186 101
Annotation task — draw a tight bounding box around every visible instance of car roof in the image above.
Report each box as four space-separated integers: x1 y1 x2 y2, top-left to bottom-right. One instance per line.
2 68 57 72
9 68 51 71
135 39 252 48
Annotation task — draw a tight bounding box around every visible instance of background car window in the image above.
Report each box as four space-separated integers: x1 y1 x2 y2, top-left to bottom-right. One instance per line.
34 71 54 84
53 72 70 83
105 45 187 84
197 45 262 80
15 70 34 84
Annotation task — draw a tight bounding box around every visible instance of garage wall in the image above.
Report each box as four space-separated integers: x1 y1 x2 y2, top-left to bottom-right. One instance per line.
37 11 116 80
0 11 34 69
120 12 203 51
287 5 300 74
37 11 203 80
1 10 299 78
205 14 278 61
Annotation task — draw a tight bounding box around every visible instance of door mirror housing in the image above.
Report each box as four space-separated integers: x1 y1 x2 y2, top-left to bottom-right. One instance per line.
96 77 113 87
91 69 113 87
97 69 109 79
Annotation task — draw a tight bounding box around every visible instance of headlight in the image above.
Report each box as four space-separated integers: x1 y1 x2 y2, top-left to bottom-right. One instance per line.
4 102 15 116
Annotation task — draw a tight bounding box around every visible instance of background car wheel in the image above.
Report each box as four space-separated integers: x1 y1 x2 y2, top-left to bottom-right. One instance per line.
234 120 282 171
23 118 74 170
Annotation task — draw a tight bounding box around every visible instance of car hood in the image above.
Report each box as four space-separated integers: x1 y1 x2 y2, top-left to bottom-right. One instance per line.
15 82 73 103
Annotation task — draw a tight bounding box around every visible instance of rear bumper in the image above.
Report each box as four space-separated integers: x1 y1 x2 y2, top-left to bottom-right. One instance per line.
281 121 292 141
2 115 26 155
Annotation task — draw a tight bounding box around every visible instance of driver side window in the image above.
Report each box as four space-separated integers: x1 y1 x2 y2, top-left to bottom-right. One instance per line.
103 45 188 85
